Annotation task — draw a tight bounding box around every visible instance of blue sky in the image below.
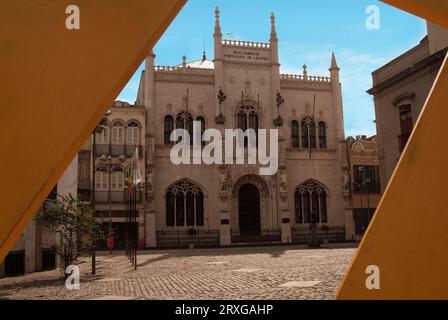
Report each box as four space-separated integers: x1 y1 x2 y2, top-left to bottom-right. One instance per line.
117 0 427 137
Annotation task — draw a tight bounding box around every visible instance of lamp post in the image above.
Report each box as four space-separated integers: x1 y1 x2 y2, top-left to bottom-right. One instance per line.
215 87 226 125
273 91 284 127
106 156 113 254
91 110 111 275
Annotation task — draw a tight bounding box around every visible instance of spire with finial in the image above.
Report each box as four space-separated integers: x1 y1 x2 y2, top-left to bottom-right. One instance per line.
270 12 278 42
330 52 339 70
182 55 187 68
303 64 308 79
214 7 222 37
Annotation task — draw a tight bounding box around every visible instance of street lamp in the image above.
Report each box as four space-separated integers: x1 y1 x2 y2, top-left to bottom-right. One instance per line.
215 87 226 125
91 110 112 275
273 91 284 127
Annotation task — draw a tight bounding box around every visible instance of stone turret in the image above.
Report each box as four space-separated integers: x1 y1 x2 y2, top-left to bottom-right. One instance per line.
329 52 345 142
214 7 225 124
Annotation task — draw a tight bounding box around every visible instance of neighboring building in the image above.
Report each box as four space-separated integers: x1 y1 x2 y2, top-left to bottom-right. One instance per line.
0 155 79 277
130 8 352 247
345 136 381 241
368 22 448 189
92 101 146 250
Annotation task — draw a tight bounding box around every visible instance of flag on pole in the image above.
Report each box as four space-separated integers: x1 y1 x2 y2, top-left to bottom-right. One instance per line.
124 165 133 194
124 147 143 194
132 147 142 187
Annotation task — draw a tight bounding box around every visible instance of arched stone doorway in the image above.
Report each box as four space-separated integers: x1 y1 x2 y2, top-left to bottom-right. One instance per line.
232 174 271 238
238 184 261 235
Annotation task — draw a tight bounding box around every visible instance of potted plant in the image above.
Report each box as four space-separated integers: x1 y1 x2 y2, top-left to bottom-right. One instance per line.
321 225 330 244
187 228 197 249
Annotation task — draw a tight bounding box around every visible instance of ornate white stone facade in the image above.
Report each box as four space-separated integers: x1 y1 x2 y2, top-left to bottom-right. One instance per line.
135 8 350 247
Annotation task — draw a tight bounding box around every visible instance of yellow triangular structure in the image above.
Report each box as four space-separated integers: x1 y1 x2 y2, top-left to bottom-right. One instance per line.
0 0 186 264
337 0 448 299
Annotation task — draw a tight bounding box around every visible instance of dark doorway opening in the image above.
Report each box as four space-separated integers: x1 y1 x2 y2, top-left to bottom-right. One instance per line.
97 222 137 250
42 248 56 271
4 250 25 276
238 184 261 236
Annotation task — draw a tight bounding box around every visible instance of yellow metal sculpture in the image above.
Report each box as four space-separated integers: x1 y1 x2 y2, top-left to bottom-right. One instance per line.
337 0 448 299
0 0 186 264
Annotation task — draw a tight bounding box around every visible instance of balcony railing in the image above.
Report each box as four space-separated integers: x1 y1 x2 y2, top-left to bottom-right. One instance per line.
94 144 143 158
398 133 411 152
94 191 143 204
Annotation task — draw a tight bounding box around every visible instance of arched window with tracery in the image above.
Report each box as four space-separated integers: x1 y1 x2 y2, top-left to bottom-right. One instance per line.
164 115 174 145
126 121 140 146
111 120 125 145
301 117 317 149
295 181 327 224
237 104 258 147
176 112 193 145
318 121 327 149
166 180 205 227
291 120 299 148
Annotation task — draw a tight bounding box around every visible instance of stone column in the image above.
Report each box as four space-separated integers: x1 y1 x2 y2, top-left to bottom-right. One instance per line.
280 208 292 244
345 208 355 241
219 207 231 247
144 51 157 249
145 211 157 248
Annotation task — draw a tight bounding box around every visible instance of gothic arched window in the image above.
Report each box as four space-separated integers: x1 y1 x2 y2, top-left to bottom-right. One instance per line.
301 117 317 149
166 180 205 227
318 121 327 149
164 115 174 145
237 104 258 147
176 112 193 145
126 121 140 146
295 181 327 224
291 120 299 148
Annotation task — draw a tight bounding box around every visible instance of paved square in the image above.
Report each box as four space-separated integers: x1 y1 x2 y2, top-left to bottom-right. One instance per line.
278 281 322 288
0 244 356 300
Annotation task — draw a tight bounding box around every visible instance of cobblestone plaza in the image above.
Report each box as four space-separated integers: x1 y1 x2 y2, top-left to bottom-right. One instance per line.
0 245 356 300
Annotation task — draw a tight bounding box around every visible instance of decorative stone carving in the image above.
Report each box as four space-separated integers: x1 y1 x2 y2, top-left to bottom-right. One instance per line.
280 172 288 196
219 165 231 199
341 168 350 199
145 162 154 201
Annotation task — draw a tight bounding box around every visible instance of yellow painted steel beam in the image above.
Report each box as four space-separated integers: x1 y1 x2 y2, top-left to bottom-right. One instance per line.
380 0 448 28
0 0 186 264
337 55 448 299
337 0 448 299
